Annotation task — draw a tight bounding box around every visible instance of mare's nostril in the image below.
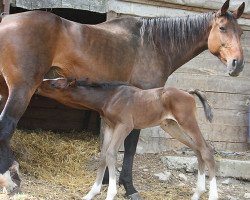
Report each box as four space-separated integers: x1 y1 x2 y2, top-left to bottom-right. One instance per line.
232 59 238 67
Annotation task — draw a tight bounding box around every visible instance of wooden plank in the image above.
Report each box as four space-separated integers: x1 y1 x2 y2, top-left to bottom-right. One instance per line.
193 92 249 112
29 95 86 110
175 58 250 78
29 95 67 109
121 0 250 16
198 123 247 143
196 108 248 127
164 139 249 152
241 31 250 48
22 107 85 122
167 74 250 95
18 118 84 131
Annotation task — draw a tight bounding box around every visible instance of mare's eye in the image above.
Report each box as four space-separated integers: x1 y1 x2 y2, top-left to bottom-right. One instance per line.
219 26 226 32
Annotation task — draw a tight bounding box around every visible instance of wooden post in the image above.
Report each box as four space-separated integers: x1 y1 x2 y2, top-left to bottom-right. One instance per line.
3 0 10 14
0 0 4 13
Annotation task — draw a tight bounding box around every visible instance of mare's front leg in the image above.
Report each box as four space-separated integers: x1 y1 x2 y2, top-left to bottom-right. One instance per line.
119 129 142 200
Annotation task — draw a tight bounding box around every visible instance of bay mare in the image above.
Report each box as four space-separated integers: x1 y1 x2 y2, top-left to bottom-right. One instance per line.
36 78 216 200
0 0 245 198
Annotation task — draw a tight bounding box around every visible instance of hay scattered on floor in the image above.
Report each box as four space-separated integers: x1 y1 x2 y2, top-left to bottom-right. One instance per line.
11 129 100 194
9 129 206 200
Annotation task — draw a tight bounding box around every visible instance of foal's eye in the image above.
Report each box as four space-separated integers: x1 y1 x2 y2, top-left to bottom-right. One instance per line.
219 26 226 32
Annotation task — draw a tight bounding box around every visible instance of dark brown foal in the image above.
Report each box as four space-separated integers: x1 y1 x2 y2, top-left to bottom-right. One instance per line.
37 78 217 200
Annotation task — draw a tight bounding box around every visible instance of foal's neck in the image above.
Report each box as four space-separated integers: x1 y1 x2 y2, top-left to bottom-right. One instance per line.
68 82 126 114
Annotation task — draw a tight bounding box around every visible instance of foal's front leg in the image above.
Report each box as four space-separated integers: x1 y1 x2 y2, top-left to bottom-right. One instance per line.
105 125 133 200
83 126 113 200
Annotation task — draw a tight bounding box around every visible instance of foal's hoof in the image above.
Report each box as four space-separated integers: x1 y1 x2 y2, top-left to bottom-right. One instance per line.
127 193 143 200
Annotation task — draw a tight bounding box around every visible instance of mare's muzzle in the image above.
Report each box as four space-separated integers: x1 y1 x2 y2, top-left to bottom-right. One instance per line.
227 59 244 77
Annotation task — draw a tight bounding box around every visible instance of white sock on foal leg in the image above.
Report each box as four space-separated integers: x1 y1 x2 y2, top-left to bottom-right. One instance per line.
209 177 218 200
106 177 117 200
191 171 206 200
83 182 102 200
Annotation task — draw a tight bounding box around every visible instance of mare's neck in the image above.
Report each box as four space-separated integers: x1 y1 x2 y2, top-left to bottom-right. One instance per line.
140 12 214 75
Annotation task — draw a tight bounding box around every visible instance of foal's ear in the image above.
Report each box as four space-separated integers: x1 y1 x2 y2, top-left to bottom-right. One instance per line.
217 0 230 16
233 2 245 19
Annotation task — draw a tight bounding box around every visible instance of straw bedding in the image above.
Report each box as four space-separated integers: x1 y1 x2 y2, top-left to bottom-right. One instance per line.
11 129 99 189
8 129 204 200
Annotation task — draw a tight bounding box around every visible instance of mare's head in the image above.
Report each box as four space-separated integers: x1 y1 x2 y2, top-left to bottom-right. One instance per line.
208 0 245 76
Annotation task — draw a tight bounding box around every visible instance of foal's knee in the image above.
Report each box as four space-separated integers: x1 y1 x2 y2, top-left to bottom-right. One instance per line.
106 150 116 164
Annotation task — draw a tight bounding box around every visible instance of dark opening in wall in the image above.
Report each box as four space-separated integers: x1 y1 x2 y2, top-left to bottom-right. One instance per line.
10 7 106 24
11 6 106 133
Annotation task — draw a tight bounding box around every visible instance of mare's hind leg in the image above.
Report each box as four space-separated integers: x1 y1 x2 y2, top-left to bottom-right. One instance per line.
0 58 50 141
83 126 113 200
0 60 50 191
0 83 39 140
161 119 218 200
0 75 8 112
119 129 141 198
0 77 21 191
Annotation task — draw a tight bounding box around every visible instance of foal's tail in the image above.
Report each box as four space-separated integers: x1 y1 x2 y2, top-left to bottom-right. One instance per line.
188 89 213 122
0 12 7 23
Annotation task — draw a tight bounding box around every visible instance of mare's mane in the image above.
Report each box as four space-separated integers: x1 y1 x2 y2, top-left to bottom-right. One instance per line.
139 12 214 54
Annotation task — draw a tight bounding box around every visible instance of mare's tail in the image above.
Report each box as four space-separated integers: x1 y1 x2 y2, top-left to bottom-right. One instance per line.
188 89 213 122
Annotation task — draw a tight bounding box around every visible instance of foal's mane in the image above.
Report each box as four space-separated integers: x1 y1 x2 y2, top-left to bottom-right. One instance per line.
139 12 214 54
74 79 130 90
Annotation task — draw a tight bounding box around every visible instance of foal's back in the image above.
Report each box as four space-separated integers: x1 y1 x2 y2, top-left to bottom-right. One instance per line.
105 86 194 129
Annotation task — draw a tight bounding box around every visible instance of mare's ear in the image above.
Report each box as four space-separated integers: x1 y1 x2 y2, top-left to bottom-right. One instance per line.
68 79 77 87
217 0 230 16
233 2 245 19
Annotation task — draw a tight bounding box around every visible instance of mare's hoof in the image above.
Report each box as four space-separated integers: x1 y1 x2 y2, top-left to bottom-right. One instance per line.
127 193 143 200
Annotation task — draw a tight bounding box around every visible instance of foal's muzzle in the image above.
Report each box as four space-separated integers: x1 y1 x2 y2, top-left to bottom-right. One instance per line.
227 59 244 77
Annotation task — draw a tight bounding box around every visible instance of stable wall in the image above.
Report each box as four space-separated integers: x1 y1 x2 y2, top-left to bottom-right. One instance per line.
107 0 250 153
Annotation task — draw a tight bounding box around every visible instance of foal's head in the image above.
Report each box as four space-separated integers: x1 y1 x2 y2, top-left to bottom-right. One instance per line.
208 0 245 76
36 78 74 96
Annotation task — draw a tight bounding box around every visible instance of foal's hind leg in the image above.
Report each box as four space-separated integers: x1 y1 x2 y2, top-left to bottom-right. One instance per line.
177 119 217 200
162 117 218 200
83 126 113 200
161 119 206 199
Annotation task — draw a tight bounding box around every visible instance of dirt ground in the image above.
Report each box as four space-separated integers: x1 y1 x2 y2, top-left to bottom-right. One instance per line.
5 130 250 200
